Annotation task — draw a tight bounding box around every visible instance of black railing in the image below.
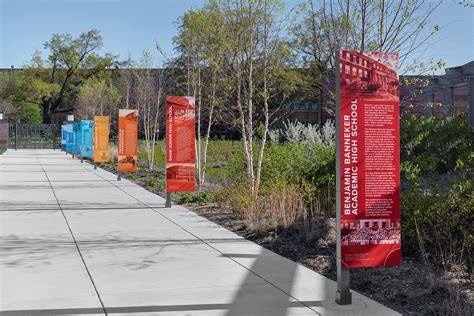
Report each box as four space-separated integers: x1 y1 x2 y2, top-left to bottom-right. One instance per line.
8 124 61 149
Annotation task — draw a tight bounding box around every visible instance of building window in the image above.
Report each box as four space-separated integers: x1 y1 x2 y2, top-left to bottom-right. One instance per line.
359 69 363 77
352 67 357 76
345 65 350 74
365 222 370 228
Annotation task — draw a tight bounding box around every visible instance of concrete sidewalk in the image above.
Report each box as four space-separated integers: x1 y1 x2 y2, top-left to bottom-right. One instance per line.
0 150 399 316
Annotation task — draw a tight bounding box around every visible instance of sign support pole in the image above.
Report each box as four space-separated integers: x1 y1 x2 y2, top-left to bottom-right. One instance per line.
164 99 170 209
94 162 97 170
165 192 171 208
117 172 121 181
15 123 18 150
335 52 352 305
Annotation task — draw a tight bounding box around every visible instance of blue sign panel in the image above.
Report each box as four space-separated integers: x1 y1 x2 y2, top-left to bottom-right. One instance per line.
66 124 74 153
61 125 67 151
73 123 81 155
80 120 94 159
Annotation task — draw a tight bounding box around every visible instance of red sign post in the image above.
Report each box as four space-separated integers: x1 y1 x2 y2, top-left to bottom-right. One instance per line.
166 96 196 197
336 51 400 304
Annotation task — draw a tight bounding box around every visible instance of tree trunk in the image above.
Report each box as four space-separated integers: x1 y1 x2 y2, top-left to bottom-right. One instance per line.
41 102 51 124
200 69 217 186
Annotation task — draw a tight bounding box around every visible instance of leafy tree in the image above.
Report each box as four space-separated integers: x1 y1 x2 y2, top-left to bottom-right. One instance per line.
0 70 44 123
13 30 116 123
76 77 121 119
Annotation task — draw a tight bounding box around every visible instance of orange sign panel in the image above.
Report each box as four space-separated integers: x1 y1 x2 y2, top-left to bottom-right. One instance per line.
118 109 138 172
93 116 110 163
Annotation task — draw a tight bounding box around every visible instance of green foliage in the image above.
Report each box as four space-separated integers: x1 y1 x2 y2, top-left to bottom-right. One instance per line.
178 192 213 204
260 142 310 189
138 140 166 167
76 77 121 118
205 139 239 165
400 114 473 268
215 182 256 219
226 138 336 216
400 115 472 175
9 30 115 123
401 176 473 268
18 102 42 124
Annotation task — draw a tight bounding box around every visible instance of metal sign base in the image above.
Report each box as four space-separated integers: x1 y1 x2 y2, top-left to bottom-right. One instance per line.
336 291 352 305
336 267 352 304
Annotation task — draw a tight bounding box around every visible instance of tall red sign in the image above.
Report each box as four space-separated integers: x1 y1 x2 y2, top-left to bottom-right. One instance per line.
338 51 400 268
166 96 196 192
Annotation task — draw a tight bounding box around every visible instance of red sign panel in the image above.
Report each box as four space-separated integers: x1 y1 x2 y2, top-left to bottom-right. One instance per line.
166 96 196 192
338 51 400 268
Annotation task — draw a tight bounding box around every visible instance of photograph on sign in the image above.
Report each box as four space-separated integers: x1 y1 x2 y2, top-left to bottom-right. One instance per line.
338 50 400 268
93 116 110 163
166 96 196 192
118 109 138 172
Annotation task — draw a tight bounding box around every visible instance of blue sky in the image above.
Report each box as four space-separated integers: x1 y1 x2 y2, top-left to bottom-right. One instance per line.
1 0 472 73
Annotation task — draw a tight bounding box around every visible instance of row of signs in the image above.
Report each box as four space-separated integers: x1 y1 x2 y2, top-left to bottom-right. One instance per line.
61 96 197 193
62 116 111 163
62 111 139 173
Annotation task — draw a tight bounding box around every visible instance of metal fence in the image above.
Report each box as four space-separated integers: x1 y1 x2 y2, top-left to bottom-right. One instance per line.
8 124 61 149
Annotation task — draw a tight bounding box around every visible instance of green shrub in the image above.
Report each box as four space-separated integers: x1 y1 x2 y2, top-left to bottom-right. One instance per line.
260 142 310 189
400 115 471 175
401 175 473 268
178 191 213 204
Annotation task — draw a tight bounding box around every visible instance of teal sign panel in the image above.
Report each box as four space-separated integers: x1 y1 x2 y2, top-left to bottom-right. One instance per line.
80 120 94 159
61 125 67 151
73 123 81 155
66 124 74 152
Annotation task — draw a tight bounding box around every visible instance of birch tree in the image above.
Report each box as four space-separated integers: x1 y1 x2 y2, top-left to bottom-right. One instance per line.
174 4 227 187
133 50 166 171
220 0 289 196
